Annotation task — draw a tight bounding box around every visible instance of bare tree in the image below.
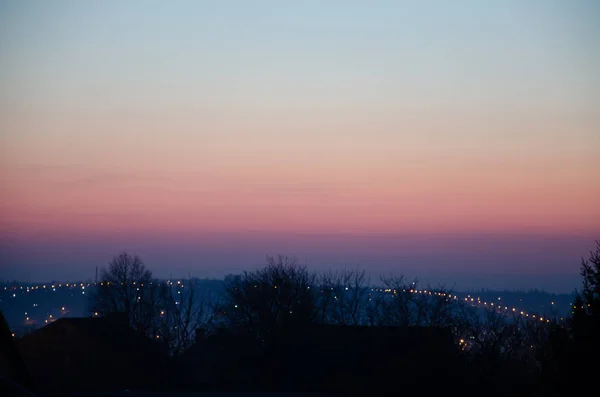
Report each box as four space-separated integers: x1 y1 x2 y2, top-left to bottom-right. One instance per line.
365 275 462 329
366 289 389 327
412 285 459 327
153 278 215 356
377 275 417 327
221 255 317 345
317 267 370 326
575 240 600 319
91 252 157 333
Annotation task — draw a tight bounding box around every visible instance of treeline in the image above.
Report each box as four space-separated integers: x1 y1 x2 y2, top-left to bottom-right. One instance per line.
88 241 600 392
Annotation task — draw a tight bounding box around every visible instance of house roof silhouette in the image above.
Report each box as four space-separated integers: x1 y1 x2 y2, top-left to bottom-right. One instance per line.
17 314 169 394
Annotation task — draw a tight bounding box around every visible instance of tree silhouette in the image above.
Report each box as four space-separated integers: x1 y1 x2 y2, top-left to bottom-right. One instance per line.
221 255 317 346
153 278 214 356
571 241 600 346
575 240 600 318
91 252 158 333
567 240 600 388
316 267 370 325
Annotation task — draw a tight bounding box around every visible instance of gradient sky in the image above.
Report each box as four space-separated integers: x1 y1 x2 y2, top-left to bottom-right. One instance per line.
1 1 599 292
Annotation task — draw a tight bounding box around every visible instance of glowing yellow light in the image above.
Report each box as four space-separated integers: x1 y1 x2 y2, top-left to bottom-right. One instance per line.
62 307 65 311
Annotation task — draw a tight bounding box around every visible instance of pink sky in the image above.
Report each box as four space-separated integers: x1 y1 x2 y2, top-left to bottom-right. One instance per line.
1 1 599 290
2 109 599 237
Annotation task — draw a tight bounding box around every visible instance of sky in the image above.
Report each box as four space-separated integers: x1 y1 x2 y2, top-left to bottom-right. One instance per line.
1 0 599 292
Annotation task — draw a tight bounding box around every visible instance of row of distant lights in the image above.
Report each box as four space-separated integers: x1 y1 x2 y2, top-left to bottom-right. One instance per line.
4 279 186 292
373 288 557 323
6 281 559 324
6 282 90 298
9 281 184 326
